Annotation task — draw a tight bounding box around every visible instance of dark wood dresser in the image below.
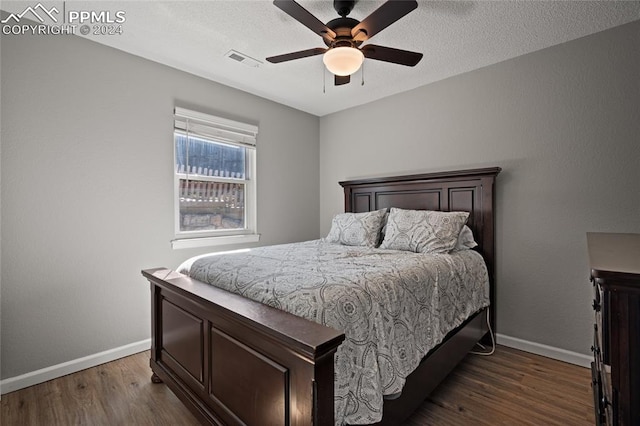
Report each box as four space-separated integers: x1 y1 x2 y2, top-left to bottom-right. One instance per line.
588 232 640 426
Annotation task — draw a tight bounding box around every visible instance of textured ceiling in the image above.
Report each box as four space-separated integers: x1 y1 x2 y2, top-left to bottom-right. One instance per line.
4 1 639 116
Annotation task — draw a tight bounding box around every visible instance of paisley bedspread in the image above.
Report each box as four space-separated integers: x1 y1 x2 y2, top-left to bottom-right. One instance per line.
179 240 489 425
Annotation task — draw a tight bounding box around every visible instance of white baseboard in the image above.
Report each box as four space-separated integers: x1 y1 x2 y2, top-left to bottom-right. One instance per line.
0 335 591 395
496 333 591 368
0 339 151 395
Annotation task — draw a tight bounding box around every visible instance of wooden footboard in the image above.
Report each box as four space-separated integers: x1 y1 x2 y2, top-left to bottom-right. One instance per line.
142 268 345 426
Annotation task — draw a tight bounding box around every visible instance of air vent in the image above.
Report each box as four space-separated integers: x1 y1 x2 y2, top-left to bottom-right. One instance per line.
224 50 262 68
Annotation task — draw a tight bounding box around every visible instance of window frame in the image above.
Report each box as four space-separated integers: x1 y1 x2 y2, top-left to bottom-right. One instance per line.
171 107 259 249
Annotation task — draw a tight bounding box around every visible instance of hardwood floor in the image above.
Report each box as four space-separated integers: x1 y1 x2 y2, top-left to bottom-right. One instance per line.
1 345 593 425
405 346 594 425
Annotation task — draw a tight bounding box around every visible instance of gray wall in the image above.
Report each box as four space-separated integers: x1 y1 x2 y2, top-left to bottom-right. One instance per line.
1 30 320 378
319 20 640 355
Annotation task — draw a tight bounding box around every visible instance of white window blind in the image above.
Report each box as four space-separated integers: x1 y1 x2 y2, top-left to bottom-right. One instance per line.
174 107 257 148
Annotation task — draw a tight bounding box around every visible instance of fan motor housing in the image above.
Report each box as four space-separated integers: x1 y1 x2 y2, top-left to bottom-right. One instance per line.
324 17 362 48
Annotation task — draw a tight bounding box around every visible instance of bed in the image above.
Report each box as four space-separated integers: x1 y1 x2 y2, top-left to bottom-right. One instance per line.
142 166 501 425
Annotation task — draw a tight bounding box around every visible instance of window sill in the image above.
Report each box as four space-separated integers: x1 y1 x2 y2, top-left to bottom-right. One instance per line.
171 233 260 250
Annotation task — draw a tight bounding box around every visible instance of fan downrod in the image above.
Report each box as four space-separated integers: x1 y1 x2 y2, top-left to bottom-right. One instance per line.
333 0 356 17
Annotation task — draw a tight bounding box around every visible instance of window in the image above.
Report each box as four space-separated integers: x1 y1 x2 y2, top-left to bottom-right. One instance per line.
172 107 258 249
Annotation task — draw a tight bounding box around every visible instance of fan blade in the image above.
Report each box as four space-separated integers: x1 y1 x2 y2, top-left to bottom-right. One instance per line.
266 47 327 63
361 44 422 66
273 0 336 41
351 0 418 41
335 75 350 86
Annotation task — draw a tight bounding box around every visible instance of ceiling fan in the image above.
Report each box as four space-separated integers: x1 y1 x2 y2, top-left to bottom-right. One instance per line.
266 0 423 86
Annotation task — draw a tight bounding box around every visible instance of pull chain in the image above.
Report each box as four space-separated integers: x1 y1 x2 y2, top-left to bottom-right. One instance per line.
322 62 326 94
361 61 365 86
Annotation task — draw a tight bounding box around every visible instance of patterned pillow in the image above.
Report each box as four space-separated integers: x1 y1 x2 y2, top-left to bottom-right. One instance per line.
325 209 387 247
379 208 470 253
453 225 478 251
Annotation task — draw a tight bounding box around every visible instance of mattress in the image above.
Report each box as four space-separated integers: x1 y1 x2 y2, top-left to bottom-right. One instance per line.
178 239 489 425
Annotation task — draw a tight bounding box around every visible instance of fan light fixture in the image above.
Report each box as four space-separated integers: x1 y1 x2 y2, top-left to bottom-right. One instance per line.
323 47 364 76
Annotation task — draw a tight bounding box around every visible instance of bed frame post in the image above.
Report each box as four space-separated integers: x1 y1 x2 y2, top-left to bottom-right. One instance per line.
480 172 499 344
149 281 163 383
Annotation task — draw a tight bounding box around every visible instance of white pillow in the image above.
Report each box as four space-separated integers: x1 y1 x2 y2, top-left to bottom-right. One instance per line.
380 208 469 254
325 209 387 247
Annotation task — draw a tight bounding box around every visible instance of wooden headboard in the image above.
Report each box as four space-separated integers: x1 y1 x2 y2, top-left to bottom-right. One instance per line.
340 167 501 334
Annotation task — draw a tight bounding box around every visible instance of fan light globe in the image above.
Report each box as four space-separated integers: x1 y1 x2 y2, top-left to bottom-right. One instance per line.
323 47 364 76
